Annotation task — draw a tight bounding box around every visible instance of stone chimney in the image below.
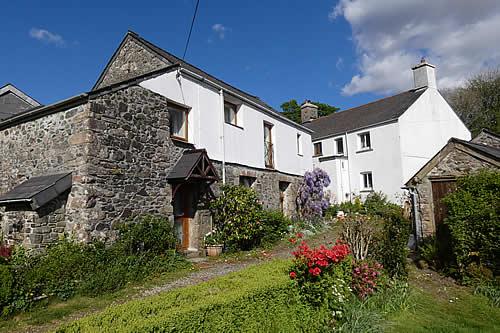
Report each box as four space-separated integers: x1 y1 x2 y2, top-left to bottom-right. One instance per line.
301 100 319 123
412 57 437 90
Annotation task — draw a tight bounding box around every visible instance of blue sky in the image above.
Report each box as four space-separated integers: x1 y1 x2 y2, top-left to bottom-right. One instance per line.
2 1 499 111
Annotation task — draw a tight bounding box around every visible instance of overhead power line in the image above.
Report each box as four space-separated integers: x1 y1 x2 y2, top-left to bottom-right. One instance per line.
182 0 200 60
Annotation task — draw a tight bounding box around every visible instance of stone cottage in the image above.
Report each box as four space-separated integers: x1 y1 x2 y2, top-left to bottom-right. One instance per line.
0 31 313 254
405 129 500 242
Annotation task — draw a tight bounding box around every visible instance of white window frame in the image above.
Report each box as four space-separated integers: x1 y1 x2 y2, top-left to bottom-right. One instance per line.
335 137 344 155
297 133 303 156
313 142 323 157
359 132 371 150
224 101 239 127
169 104 189 141
361 172 373 191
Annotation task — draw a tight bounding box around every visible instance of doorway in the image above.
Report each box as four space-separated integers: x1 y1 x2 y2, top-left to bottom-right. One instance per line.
431 179 457 264
173 184 198 250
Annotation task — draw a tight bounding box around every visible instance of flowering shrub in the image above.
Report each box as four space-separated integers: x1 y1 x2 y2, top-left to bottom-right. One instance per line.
297 168 331 219
0 245 12 263
352 260 384 299
289 240 352 310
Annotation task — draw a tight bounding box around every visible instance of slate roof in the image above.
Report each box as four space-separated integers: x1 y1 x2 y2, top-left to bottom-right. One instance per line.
453 138 500 160
0 172 72 210
305 89 426 140
0 84 42 121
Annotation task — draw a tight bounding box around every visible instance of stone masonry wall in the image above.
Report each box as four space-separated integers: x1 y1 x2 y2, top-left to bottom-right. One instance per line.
0 104 92 249
84 85 186 239
414 147 498 237
212 161 302 217
96 36 169 89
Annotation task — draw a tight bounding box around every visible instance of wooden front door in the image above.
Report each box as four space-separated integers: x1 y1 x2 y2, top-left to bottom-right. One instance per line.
173 184 197 251
431 180 457 264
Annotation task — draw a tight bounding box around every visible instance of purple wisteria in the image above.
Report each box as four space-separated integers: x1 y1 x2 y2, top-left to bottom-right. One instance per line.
297 168 331 219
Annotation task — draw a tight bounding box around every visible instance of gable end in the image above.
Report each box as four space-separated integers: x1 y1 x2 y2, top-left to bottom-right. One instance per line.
93 34 171 90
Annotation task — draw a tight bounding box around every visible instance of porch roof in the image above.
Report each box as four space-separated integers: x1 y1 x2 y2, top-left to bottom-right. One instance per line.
167 149 219 183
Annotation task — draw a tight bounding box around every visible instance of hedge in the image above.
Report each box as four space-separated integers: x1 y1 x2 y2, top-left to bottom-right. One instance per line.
57 260 330 333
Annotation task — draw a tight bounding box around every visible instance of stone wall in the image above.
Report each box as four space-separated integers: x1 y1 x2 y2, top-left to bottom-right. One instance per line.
84 85 186 239
0 104 92 249
414 147 498 237
96 36 169 89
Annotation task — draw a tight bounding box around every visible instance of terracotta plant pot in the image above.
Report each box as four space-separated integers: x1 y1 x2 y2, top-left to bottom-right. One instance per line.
206 245 223 257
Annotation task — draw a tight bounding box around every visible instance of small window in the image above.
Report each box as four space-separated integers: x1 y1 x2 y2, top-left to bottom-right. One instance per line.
335 138 344 155
313 142 323 156
224 101 238 126
169 105 189 140
264 122 274 168
239 176 256 188
297 134 303 155
359 132 371 150
361 172 373 190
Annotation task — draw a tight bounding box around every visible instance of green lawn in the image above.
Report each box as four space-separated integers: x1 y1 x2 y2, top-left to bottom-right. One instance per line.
386 270 500 333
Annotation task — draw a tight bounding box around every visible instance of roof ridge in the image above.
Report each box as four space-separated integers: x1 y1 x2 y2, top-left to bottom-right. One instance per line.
309 89 421 124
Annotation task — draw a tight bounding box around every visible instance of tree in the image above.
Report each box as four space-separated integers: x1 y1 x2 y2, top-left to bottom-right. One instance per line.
280 99 339 124
441 69 500 137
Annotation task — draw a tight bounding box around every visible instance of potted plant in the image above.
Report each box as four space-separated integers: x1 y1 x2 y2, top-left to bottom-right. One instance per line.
204 231 224 257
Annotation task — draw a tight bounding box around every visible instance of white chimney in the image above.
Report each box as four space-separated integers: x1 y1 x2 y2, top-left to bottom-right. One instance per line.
412 57 437 90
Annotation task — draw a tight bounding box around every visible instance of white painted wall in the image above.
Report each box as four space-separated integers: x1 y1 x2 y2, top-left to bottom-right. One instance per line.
398 88 471 183
347 122 404 202
140 71 313 176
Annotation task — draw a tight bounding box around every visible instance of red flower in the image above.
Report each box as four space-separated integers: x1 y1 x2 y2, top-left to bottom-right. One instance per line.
289 271 297 279
308 267 321 276
289 237 297 244
296 232 304 239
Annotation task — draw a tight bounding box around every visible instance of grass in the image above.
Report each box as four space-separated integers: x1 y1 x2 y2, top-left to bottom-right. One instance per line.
385 268 500 333
57 259 329 333
0 268 194 333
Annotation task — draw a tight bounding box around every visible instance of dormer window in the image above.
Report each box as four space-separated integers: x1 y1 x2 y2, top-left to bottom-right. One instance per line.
169 104 189 141
224 101 238 126
359 132 371 150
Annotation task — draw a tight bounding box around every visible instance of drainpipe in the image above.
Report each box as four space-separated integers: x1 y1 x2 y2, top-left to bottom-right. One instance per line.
344 132 352 202
402 186 421 247
219 89 226 184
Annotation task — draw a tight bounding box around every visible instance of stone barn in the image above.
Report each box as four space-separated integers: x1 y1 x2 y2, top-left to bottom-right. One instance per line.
406 129 500 243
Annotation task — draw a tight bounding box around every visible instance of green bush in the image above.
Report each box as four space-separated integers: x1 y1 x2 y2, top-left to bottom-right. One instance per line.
0 265 13 309
210 185 291 250
2 215 189 315
57 260 331 333
376 205 411 279
260 210 291 245
442 170 500 279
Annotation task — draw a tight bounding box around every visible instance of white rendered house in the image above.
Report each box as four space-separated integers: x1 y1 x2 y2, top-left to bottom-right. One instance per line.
304 59 471 203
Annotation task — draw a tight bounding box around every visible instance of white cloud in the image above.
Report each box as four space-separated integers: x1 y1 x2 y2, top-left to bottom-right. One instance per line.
29 28 65 46
331 0 500 95
212 23 230 40
335 57 344 70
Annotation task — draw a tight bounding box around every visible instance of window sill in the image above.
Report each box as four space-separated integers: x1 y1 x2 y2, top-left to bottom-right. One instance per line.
171 136 189 144
356 148 373 154
360 189 374 193
225 122 244 130
297 153 303 157
313 154 323 158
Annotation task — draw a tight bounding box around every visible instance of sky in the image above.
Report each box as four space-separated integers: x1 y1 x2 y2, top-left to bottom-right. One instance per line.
2 1 500 111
